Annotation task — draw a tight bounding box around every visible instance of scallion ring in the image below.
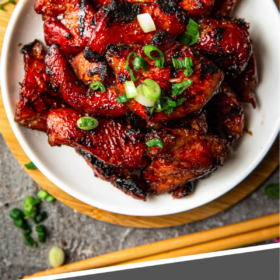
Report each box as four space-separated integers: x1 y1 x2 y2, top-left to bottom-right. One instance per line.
124 81 138 98
172 79 193 96
77 117 99 130
142 79 161 101
117 94 131 104
89 81 106 92
133 57 149 71
134 85 156 107
184 57 194 77
180 19 200 46
143 45 164 68
126 52 139 81
25 162 37 169
146 138 164 148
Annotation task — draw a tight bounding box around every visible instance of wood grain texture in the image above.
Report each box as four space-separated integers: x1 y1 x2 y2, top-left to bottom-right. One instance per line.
0 0 279 228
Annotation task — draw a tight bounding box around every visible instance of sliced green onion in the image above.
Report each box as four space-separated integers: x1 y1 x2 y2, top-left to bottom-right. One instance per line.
9 208 23 220
172 79 193 96
143 45 164 68
24 232 37 247
265 184 279 199
25 162 37 169
34 211 48 224
89 81 106 92
37 189 48 200
49 247 65 268
143 79 161 101
126 52 139 81
77 117 99 130
180 19 200 46
177 98 185 106
117 94 131 104
133 57 149 71
124 81 138 98
184 57 194 77
172 58 185 69
0 0 16 12
146 138 164 148
137 13 156 33
134 85 156 107
36 225 46 243
24 197 40 219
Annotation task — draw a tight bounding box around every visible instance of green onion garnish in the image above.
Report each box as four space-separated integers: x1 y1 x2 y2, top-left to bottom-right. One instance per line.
172 58 185 69
89 81 106 92
124 81 138 98
126 52 139 81
146 138 164 148
117 94 131 104
23 196 41 219
265 184 279 199
180 19 200 46
36 225 46 243
133 56 149 71
0 0 16 12
37 189 56 203
34 211 48 224
49 247 65 268
77 116 99 130
25 162 37 169
172 79 193 96
143 45 164 68
142 79 161 101
184 57 194 77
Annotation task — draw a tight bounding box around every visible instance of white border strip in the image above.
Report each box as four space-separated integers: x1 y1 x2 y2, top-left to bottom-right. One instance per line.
24 243 280 280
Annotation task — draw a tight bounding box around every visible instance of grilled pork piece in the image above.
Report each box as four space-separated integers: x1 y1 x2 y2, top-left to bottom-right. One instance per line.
45 45 128 117
179 0 215 17
84 0 189 59
226 52 258 108
106 44 224 123
211 0 240 17
47 108 148 168
70 52 114 86
15 40 64 132
172 182 195 199
77 150 148 200
143 128 229 194
35 0 96 56
194 18 252 77
206 83 244 141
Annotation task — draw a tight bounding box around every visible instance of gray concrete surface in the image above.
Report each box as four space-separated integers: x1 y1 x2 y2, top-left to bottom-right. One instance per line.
0 131 279 280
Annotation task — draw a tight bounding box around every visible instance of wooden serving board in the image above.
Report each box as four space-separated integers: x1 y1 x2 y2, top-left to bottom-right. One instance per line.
0 1 279 228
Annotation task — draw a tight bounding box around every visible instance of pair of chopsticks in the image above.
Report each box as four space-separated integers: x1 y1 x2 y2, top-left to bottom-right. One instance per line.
23 213 280 279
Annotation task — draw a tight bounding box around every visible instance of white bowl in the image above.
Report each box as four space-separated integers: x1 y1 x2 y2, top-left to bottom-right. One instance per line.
1 0 279 216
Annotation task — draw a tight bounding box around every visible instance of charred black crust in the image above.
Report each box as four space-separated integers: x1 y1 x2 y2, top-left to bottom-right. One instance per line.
156 0 189 24
21 39 41 55
215 27 225 42
151 30 173 46
104 0 141 24
200 59 219 80
115 177 147 197
172 182 195 198
86 62 111 81
117 73 128 83
84 47 104 60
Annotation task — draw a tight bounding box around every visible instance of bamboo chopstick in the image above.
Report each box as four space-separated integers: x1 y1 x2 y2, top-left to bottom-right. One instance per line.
117 225 280 266
22 213 280 279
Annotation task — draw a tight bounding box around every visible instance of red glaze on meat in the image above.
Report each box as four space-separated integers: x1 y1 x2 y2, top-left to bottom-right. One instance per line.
107 44 224 123
15 40 64 132
194 18 252 77
70 51 114 85
35 0 96 56
143 128 229 193
206 83 244 141
172 181 194 198
45 45 128 117
47 108 148 168
227 52 258 108
211 0 240 17
84 0 189 59
77 149 148 200
179 0 215 17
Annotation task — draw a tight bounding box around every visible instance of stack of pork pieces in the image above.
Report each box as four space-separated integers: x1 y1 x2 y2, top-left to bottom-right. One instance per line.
15 0 258 201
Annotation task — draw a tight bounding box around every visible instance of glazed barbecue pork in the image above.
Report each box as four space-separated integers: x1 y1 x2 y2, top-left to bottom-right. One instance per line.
15 40 64 132
14 0 258 200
